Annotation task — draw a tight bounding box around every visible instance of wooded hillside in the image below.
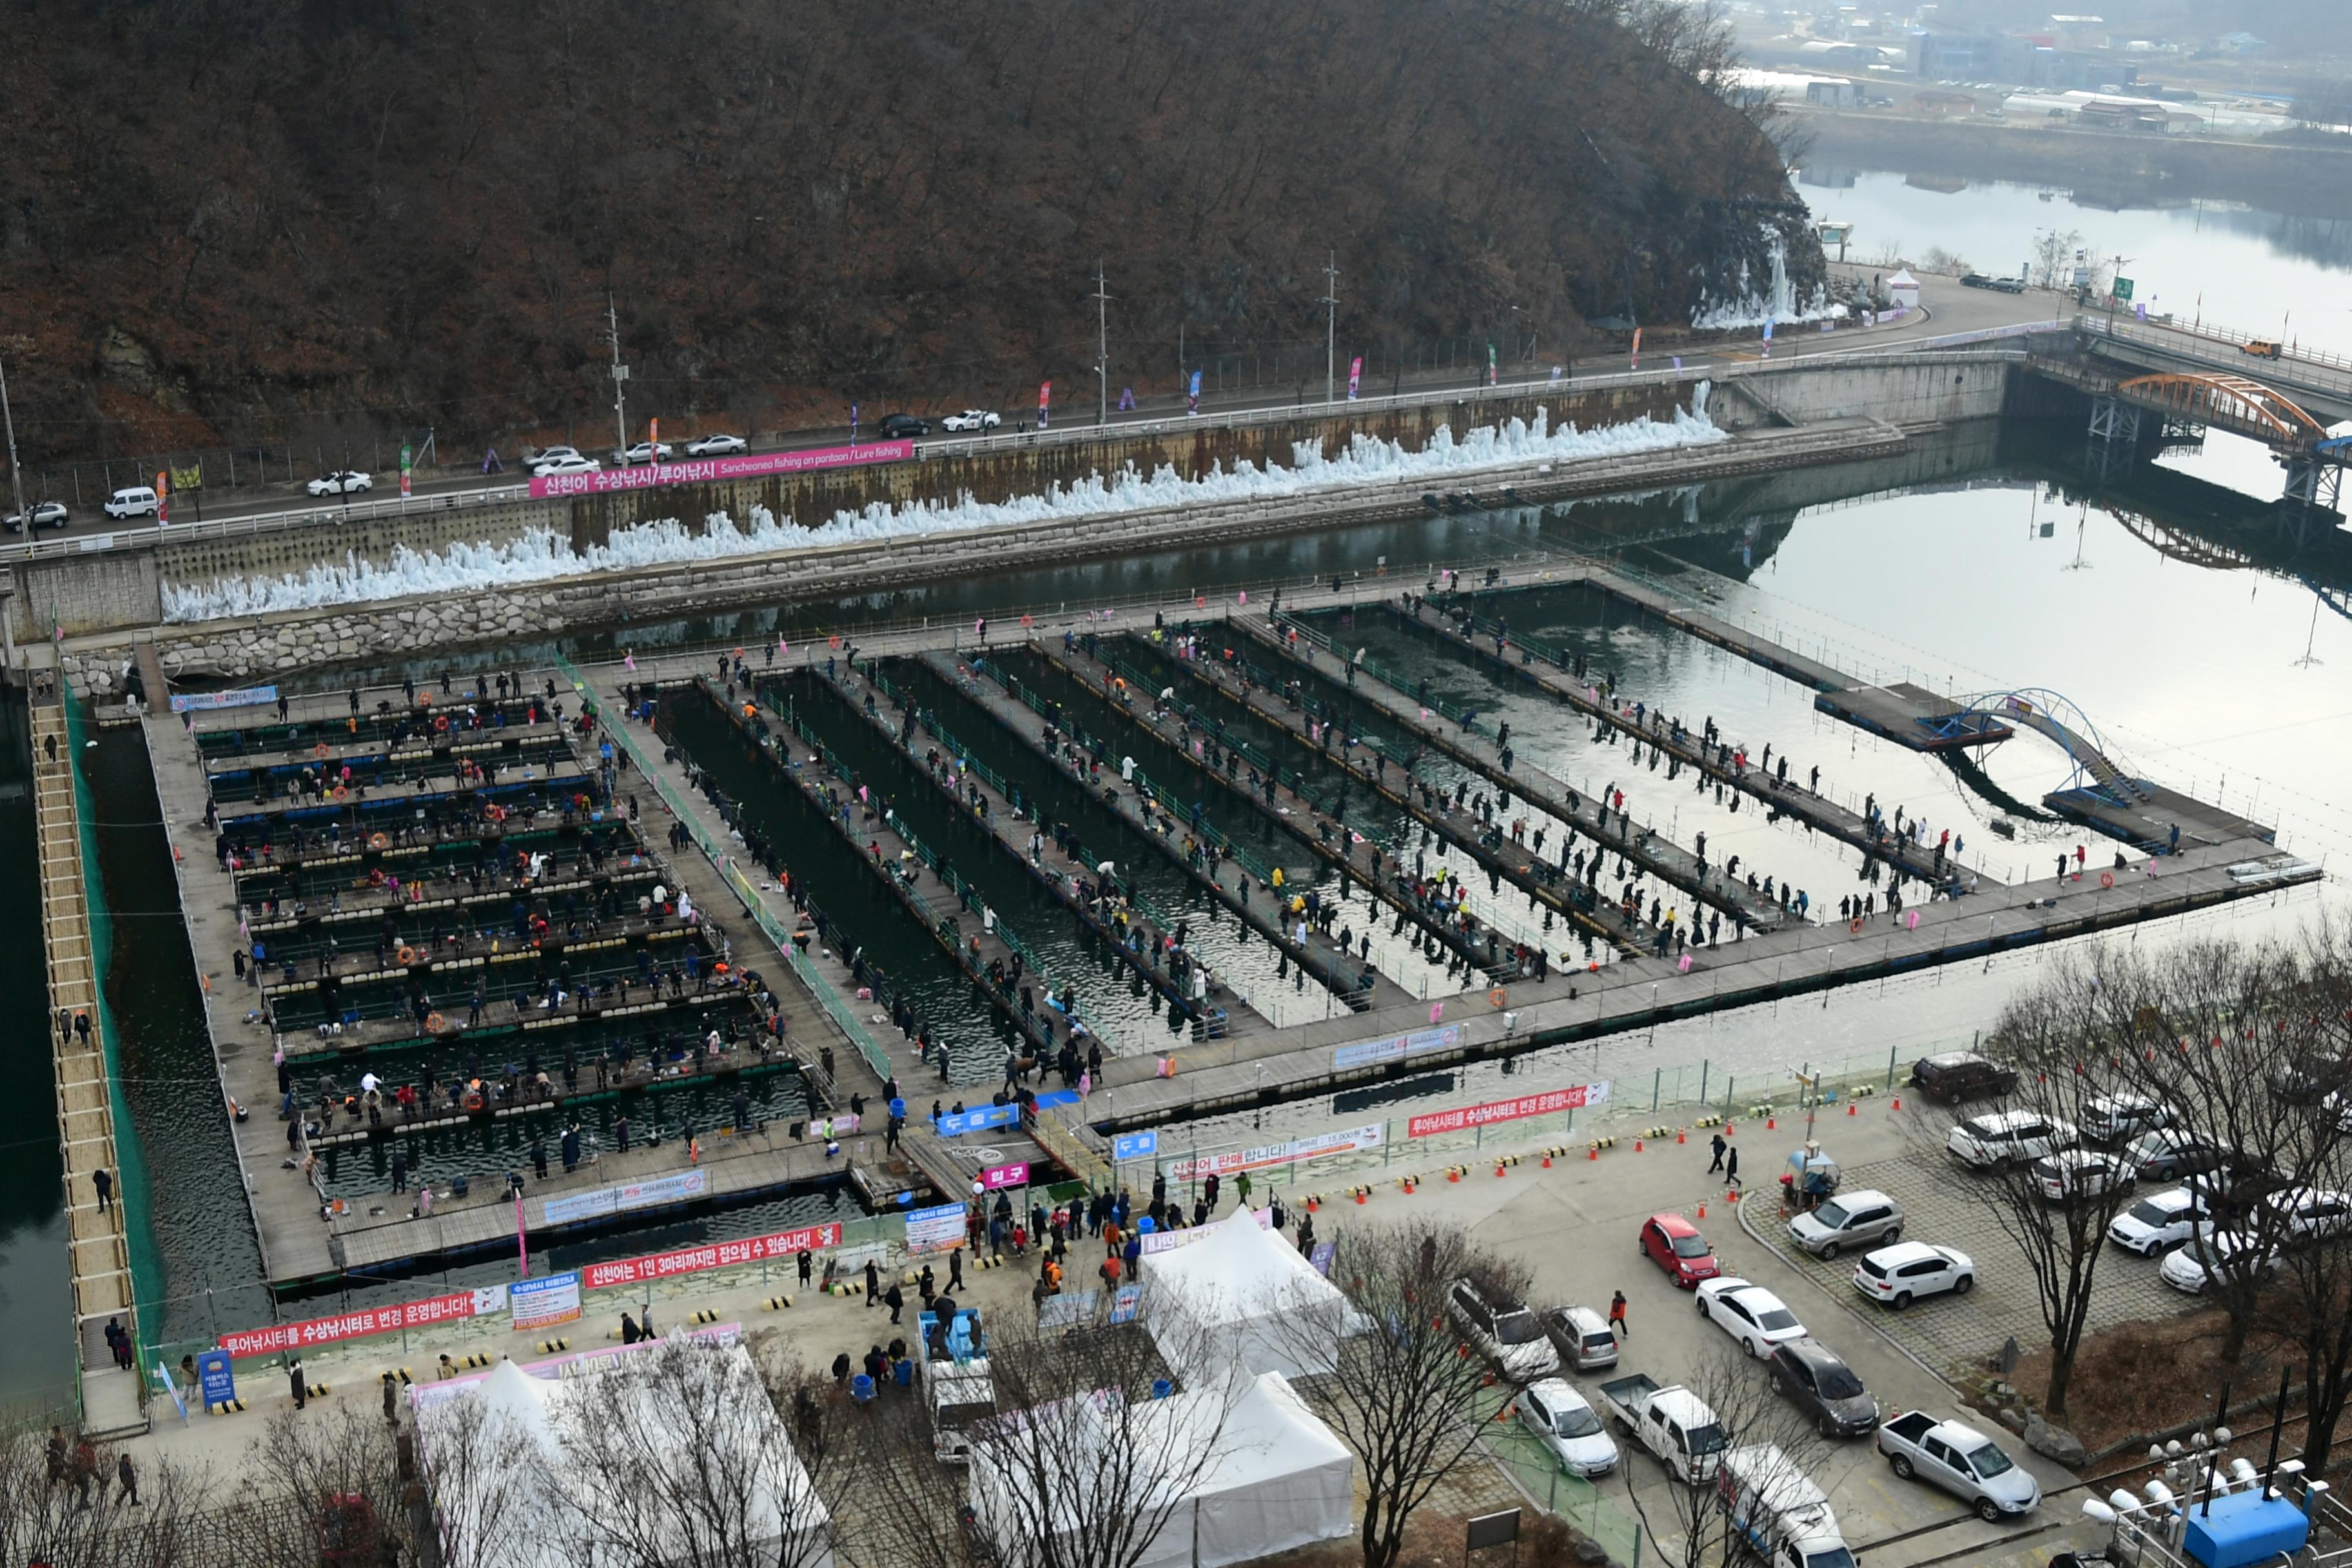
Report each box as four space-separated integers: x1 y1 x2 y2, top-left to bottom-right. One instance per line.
0 0 1819 460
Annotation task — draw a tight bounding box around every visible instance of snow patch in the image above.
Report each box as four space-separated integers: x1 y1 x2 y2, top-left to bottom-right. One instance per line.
161 406 1725 623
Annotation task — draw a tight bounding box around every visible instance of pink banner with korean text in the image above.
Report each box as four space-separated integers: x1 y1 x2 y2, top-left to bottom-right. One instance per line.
1407 1081 1611 1139
527 440 912 500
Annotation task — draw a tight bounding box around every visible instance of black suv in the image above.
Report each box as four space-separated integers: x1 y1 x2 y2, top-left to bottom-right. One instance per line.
876 413 929 438
1769 1338 1879 1438
1910 1051 2019 1103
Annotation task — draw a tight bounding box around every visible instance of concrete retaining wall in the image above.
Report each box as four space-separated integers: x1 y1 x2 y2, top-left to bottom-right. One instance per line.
1732 357 2014 426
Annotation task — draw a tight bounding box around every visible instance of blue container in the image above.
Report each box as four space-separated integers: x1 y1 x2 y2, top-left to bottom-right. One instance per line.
2182 1491 2308 1568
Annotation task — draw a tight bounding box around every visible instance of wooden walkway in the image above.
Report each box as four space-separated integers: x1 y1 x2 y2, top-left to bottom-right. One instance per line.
32 697 147 1437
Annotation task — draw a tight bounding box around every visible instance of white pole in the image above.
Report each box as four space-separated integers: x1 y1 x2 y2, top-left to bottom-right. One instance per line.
1320 251 1340 405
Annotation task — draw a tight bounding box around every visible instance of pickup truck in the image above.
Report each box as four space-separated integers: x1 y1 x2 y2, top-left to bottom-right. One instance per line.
1875 1410 2042 1522
1596 1373 1727 1484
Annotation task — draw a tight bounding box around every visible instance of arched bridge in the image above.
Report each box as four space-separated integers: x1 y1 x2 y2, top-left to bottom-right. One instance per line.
2113 373 2331 451
1924 688 2150 803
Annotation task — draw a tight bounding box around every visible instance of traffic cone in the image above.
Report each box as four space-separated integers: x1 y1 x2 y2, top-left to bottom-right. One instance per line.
1767 1115 1776 1130
1697 1200 1708 1219
1448 1168 1462 1183
1847 1101 1857 1116
1676 1128 1687 1144
1587 1144 1599 1161
1634 1138 1645 1152
1890 1095 1902 1111
1354 1189 1367 1204
1725 1121 1736 1137
1495 1163 1507 1179
1541 1153 1553 1168
1727 1189 1741 1204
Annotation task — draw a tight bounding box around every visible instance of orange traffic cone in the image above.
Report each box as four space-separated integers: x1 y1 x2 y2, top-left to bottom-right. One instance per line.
1354 1190 1367 1205
1727 1189 1741 1204
1495 1164 1507 1179
1847 1101 1857 1116
1890 1095 1902 1111
1587 1145 1600 1161
1767 1115 1776 1130
1634 1138 1645 1153
1541 1153 1553 1168
1697 1200 1708 1219
1676 1129 1687 1144
1725 1121 1737 1137
1447 1168 1461 1184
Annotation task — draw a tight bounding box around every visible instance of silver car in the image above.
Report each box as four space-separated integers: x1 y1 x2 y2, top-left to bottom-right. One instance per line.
1787 1188 1904 1260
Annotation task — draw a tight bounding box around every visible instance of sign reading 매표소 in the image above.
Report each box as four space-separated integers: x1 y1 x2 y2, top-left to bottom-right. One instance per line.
1407 1082 1612 1139
1166 1124 1384 1181
510 1273 583 1331
525 440 913 500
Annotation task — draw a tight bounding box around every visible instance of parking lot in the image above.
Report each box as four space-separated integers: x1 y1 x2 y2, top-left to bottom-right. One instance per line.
1408 1099 2125 1566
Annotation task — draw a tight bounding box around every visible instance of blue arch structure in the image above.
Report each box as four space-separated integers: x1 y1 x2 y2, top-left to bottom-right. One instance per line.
1928 688 2148 803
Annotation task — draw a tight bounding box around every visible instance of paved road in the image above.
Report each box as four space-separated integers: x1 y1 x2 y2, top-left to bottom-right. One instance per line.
3 273 2064 558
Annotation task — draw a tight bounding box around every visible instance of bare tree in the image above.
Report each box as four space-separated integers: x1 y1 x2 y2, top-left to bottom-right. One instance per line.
547 1338 838 1568
952 1315 1250 1568
210 1402 424 1566
1917 967 2150 1418
1613 1348 1832 1568
410 1375 559 1568
0 1424 210 1568
1267 1219 1537 1568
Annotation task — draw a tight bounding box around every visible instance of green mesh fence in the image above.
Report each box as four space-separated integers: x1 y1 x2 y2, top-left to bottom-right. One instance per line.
62 697 166 1366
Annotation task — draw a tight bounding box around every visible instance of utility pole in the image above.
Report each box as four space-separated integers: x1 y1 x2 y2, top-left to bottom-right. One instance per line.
0 353 24 532
606 296 631 460
1092 262 1113 427
1319 251 1340 405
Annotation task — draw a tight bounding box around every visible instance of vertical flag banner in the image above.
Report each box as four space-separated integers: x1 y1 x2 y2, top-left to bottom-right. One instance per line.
1348 356 1362 400
155 471 170 525
1188 369 1201 416
1487 342 1498 386
649 416 659 455
400 443 413 498
1037 380 1051 429
1761 319 1774 359
1630 327 1642 371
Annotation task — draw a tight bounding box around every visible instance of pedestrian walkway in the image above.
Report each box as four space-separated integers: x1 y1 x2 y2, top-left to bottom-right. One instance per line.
32 694 147 1438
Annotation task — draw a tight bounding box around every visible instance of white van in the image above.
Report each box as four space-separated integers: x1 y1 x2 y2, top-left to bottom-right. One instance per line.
103 485 161 520
1717 1444 1854 1568
925 1357 995 1464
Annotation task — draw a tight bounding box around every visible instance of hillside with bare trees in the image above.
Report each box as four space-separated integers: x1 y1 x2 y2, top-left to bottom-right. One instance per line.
0 0 1817 462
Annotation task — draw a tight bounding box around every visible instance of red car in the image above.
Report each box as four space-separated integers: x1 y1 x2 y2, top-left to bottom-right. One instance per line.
1640 1213 1721 1288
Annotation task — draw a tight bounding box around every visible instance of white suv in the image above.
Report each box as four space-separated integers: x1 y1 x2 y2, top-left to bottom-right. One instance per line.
1947 1111 2077 1169
1852 1242 1974 1309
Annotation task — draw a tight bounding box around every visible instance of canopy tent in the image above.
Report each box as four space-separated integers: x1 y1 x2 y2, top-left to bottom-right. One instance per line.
1143 1208 1353 1380
415 1344 834 1568
968 1371 1353 1568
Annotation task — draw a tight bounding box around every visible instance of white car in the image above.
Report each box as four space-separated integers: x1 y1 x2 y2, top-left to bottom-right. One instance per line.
939 409 1002 433
306 471 373 496
1852 1242 1975 1309
1517 1378 1618 1478
2161 1230 2277 1295
2108 1186 2210 1256
2259 1185 2352 1242
683 433 748 456
1947 1111 2077 1169
2081 1092 2174 1144
3 500 68 532
2032 1149 2133 1202
533 454 601 477
1694 1279 1807 1357
1446 1278 1559 1383
616 440 674 466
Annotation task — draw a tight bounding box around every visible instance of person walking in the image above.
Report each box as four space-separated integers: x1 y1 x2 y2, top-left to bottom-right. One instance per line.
884 1282 905 1325
864 1257 881 1305
1705 1132 1727 1175
289 1357 308 1411
115 1451 140 1507
798 1249 814 1290
92 1168 113 1213
1609 1290 1629 1340
1725 1145 1742 1187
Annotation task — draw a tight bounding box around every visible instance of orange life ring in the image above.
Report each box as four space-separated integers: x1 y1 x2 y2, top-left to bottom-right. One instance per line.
435 715 449 733
418 692 433 705
313 743 330 758
1019 614 1034 629
333 785 348 801
397 946 418 966
1488 987 1507 1009
2101 871 2115 888
828 636 843 650
368 832 389 850
426 1012 447 1033
1848 917 1863 934
464 1090 485 1112
1195 596 1206 609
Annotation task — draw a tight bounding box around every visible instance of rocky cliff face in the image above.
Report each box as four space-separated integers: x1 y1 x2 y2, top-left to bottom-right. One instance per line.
0 0 1818 462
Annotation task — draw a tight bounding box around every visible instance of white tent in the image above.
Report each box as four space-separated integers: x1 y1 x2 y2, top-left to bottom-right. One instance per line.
415 1344 834 1568
1144 1208 1353 1380
1887 269 1921 308
968 1371 1353 1568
